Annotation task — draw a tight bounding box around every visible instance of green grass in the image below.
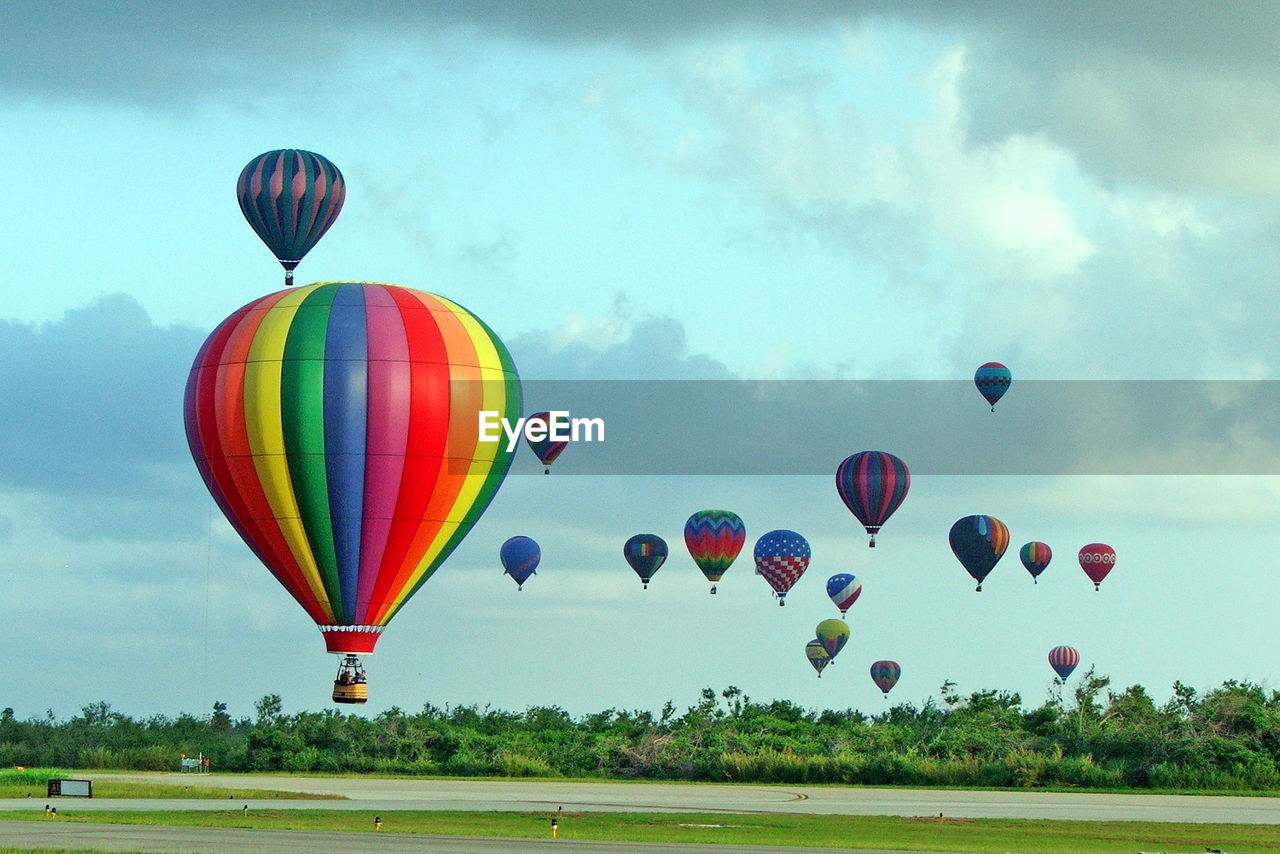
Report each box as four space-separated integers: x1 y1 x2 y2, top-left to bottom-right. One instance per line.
0 768 336 800
4 809 1278 852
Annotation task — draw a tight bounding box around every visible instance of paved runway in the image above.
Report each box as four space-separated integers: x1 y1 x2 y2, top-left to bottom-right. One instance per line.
3 772 1277 824
0 820 908 854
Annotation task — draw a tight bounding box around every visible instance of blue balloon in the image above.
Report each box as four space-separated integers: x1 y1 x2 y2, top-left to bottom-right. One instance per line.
500 536 541 589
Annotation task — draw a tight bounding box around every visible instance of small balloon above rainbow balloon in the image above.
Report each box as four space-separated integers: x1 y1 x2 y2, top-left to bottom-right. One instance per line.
949 515 1010 592
524 411 568 474
974 362 1012 411
624 534 668 590
835 450 910 547
870 660 901 695
1048 645 1080 682
806 639 831 678
826 573 862 615
684 509 746 595
753 529 810 606
237 150 346 287
1019 541 1052 584
1078 543 1116 590
500 536 540 591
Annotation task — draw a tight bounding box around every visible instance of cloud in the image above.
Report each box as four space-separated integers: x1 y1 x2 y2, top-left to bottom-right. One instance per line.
0 296 208 540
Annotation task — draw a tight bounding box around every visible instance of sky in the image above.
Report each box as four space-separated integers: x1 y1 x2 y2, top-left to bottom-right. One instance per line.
2 1 1279 724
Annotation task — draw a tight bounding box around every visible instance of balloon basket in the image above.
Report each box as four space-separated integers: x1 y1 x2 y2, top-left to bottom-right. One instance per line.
332 655 368 705
709 586 717 595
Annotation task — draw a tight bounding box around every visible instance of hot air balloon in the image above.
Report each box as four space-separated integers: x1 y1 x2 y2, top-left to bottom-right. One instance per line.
815 618 850 660
949 515 1010 592
525 411 568 474
500 536 540 590
753 530 809 606
805 639 830 678
1048 646 1080 682
624 534 668 589
870 660 901 695
835 451 910 547
974 362 1011 411
1078 543 1116 590
184 282 520 704
684 510 745 595
826 573 862 614
237 150 346 287
1019 541 1052 584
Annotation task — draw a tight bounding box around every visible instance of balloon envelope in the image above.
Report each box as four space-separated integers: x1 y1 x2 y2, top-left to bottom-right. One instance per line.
237 150 345 282
949 515 1010 591
1048 645 1080 680
805 639 830 677
184 282 521 654
624 534 668 587
974 362 1012 410
835 451 910 546
870 660 901 694
1019 541 1052 582
826 573 862 614
753 529 810 603
684 510 746 585
815 618 850 659
525 411 568 471
1078 543 1116 590
500 536 540 588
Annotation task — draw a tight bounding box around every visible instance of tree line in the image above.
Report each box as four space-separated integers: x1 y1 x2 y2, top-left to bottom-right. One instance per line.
2 671 1277 790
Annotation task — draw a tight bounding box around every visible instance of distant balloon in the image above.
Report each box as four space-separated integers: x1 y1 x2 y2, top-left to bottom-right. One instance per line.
835 451 910 547
949 515 1010 592
1019 541 1052 584
1078 543 1116 590
684 510 746 595
753 529 810 606
624 534 668 590
1048 646 1080 682
870 660 901 695
237 149 346 287
815 618 850 660
806 639 831 678
826 574 862 614
500 536 540 590
524 411 568 474
974 362 1012 411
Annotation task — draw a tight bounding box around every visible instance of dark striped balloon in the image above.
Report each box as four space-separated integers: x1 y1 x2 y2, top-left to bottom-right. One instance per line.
974 362 1012 411
237 149 346 286
835 451 910 547
525 411 568 474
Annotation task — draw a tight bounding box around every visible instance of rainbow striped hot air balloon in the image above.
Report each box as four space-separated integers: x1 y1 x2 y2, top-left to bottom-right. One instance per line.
835 451 910 547
684 510 746 594
184 282 520 704
237 150 346 287
524 411 568 474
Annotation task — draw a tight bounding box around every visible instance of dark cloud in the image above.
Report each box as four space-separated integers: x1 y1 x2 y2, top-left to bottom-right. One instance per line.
0 295 207 539
509 314 734 381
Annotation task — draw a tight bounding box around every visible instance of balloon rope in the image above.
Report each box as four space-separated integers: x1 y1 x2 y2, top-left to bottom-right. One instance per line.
203 502 213 714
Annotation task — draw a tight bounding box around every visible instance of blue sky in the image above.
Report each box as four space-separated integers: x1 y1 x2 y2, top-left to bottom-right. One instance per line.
2 2 1279 722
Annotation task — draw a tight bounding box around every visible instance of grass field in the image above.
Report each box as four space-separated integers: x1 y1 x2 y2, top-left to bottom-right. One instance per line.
0 768 335 800
5 809 1278 852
